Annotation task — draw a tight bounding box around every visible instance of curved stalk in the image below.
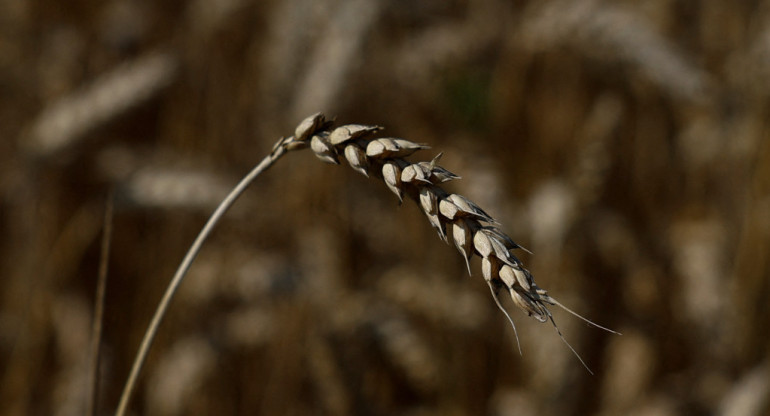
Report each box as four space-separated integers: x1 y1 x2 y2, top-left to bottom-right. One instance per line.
115 138 290 416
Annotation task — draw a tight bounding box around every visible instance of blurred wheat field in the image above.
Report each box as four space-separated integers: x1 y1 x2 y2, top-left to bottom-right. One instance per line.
2 0 769 415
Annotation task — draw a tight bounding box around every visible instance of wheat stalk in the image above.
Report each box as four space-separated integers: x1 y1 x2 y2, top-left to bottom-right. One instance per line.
116 113 617 415
115 137 292 416
88 192 113 416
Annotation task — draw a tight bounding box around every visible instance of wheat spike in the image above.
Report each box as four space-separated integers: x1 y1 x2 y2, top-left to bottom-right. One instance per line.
291 113 618 369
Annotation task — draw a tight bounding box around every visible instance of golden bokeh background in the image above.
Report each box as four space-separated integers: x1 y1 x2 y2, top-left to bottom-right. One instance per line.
2 0 768 415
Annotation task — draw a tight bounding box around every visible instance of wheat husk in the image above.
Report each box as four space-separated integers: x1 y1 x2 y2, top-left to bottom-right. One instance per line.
291 112 618 368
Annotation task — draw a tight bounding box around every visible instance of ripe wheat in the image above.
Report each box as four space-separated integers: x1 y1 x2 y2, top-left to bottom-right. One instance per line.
116 112 620 415
288 113 618 370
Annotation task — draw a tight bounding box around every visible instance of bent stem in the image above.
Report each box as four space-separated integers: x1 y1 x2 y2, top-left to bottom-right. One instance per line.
115 138 290 416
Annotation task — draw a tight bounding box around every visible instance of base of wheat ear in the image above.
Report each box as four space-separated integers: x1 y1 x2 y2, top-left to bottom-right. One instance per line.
282 113 618 372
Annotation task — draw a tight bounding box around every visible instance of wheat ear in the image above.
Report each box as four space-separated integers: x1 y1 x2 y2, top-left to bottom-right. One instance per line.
300 113 620 370
116 113 617 414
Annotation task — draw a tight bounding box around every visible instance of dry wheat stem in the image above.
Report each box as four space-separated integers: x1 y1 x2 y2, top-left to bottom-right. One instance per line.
88 191 113 416
115 136 297 416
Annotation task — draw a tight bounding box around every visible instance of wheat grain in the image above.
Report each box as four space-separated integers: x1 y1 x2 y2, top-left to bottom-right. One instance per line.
289 112 619 371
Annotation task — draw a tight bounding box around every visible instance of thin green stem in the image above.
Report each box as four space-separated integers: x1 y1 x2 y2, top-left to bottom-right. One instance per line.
115 139 289 416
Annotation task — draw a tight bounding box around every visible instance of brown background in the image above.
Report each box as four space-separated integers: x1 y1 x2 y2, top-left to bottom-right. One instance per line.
2 0 769 415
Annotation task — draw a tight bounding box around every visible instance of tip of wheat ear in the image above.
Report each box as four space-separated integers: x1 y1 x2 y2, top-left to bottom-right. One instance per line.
285 113 619 371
